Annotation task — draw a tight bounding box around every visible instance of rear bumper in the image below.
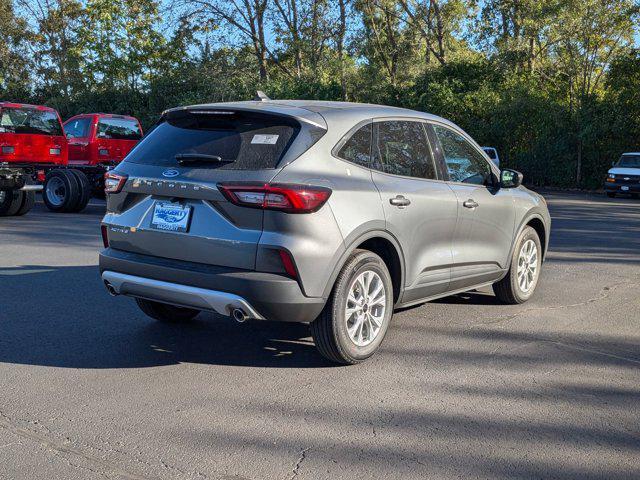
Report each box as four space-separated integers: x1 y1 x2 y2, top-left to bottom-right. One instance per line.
99 248 326 323
604 182 640 193
102 271 266 319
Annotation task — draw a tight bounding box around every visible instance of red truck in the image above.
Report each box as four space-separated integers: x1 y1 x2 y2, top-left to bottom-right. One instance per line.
1 103 144 215
0 102 63 216
39 113 143 212
63 113 143 167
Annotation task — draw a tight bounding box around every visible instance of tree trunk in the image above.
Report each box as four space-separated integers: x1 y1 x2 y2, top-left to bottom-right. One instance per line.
338 0 347 100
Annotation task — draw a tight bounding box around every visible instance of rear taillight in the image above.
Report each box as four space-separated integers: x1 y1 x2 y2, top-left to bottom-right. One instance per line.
218 183 331 214
101 225 109 248
104 172 127 193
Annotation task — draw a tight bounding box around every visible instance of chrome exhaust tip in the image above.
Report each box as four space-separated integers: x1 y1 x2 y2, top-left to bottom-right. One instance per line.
104 281 118 296
232 308 249 323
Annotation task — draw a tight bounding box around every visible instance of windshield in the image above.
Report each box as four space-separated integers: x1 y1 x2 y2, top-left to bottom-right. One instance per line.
97 118 142 140
124 110 299 170
617 155 640 168
483 148 497 160
0 107 63 136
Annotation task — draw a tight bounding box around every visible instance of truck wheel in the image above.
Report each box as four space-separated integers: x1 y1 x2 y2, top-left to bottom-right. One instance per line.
135 298 200 322
43 170 81 212
14 191 35 216
493 226 542 304
310 249 394 365
0 190 24 216
68 169 91 212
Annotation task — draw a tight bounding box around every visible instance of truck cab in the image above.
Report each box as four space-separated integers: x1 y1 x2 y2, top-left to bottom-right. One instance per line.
0 102 68 166
64 113 143 166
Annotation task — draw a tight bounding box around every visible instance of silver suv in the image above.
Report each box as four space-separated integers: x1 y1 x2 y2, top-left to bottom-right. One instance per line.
100 100 550 364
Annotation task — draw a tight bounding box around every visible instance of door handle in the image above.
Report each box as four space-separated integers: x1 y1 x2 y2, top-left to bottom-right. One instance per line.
389 195 411 207
463 199 479 209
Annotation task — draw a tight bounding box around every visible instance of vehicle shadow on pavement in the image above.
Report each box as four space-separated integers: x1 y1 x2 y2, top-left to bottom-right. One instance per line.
0 265 334 369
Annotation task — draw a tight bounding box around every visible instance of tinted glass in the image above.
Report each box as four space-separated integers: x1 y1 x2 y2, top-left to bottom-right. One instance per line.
433 125 491 185
97 118 142 140
617 155 640 168
0 107 63 136
125 110 299 170
373 121 436 179
65 118 91 138
483 148 497 160
337 123 372 167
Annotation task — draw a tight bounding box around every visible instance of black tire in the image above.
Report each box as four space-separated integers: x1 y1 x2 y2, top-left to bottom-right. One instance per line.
43 169 82 213
14 191 35 216
493 226 542 304
310 249 394 365
135 298 200 322
68 169 91 212
0 189 24 216
606 192 616 198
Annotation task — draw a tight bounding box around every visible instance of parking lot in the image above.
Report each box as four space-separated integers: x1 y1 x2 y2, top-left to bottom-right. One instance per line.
0 191 639 479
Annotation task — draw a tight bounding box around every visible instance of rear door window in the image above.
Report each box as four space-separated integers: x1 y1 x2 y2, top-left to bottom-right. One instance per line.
0 108 63 136
65 118 92 138
97 118 142 140
125 110 300 170
372 120 437 180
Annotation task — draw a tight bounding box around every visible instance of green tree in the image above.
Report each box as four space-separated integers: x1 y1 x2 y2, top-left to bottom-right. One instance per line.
0 0 33 98
79 0 166 90
15 0 85 101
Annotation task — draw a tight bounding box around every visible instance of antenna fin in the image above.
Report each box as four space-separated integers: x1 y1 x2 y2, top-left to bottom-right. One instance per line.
254 91 270 102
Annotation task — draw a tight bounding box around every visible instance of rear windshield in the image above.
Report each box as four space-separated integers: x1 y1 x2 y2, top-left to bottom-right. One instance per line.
0 107 63 136
124 110 299 170
97 118 142 140
617 155 640 168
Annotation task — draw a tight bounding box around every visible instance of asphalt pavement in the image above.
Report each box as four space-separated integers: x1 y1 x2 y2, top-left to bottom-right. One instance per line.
0 192 639 480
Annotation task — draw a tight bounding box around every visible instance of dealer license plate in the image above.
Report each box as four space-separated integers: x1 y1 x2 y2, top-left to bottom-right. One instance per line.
151 202 192 232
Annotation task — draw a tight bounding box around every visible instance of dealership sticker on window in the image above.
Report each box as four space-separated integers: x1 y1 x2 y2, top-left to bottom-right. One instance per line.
251 134 279 145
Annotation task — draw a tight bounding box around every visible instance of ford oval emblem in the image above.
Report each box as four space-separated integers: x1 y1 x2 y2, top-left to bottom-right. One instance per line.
162 169 180 178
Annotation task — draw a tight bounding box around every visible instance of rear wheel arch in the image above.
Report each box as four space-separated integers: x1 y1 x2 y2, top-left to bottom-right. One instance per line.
323 231 405 305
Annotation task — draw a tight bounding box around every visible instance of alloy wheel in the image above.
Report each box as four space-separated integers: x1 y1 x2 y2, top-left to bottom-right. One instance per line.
517 239 538 293
345 270 386 347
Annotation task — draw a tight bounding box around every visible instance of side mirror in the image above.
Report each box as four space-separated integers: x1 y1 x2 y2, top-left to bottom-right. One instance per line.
500 169 523 188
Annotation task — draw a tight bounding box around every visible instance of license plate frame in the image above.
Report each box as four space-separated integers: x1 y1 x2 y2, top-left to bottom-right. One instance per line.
150 202 192 232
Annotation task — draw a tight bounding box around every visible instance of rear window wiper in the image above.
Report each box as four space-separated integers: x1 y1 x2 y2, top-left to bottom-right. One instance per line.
175 153 234 164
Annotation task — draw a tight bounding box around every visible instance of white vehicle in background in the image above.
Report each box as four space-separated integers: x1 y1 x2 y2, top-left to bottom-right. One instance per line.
604 152 640 198
482 147 500 167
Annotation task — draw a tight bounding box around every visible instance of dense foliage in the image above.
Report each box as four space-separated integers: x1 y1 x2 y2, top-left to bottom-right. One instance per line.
2 0 640 187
